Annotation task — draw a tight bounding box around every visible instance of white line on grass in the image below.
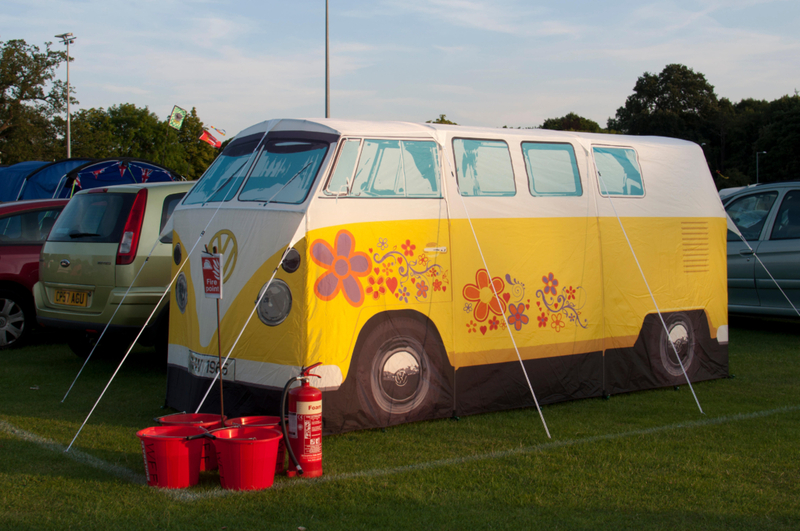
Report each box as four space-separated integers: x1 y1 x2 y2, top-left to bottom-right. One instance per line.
2 405 799 502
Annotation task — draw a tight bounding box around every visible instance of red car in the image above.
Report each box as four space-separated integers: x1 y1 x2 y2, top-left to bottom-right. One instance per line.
0 198 69 347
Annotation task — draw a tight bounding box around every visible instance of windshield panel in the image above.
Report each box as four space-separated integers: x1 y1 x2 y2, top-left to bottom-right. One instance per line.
238 140 329 204
183 133 262 205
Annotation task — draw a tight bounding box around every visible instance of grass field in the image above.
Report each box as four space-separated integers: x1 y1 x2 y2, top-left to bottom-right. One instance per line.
1 315 798 530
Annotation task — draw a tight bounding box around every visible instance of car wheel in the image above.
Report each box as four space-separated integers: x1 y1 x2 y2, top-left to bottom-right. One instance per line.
0 289 32 349
354 314 448 426
657 312 697 380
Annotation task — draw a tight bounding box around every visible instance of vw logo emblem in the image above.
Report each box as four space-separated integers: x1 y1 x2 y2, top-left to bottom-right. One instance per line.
60 259 70 268
394 369 408 387
208 229 238 283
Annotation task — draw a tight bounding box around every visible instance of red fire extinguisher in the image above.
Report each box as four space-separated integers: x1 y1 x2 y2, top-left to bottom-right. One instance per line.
281 362 323 478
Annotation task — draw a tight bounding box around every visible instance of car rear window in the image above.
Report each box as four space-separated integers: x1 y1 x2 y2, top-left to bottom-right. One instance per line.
48 193 135 243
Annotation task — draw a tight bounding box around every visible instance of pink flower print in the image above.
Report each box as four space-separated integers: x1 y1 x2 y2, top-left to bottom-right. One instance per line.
366 276 386 300
551 313 565 332
462 269 506 322
507 303 529 331
489 317 499 331
542 273 558 296
402 239 416 257
310 230 371 307
466 320 477 333
416 280 429 298
537 312 548 328
566 286 576 300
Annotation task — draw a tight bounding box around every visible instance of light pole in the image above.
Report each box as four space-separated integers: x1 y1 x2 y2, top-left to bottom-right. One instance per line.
756 150 767 184
325 0 330 118
55 32 76 158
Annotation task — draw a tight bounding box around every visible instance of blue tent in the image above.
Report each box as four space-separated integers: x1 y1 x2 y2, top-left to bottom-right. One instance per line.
0 161 48 202
17 158 94 200
64 158 182 193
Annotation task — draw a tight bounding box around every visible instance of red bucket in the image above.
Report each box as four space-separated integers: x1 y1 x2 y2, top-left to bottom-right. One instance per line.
137 425 207 489
212 426 283 491
225 416 285 474
156 413 226 471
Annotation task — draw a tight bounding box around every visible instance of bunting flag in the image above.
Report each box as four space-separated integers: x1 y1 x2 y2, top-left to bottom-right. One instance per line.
141 168 153 183
168 106 188 130
208 125 227 138
199 130 222 148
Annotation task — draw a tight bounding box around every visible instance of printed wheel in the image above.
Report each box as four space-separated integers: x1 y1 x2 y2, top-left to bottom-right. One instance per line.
355 314 447 425
0 289 32 348
657 312 697 379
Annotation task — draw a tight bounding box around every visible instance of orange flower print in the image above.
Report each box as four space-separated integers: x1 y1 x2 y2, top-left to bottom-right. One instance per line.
366 275 386 300
466 320 477 333
402 239 416 257
462 269 506 322
551 313 565 332
310 230 371 307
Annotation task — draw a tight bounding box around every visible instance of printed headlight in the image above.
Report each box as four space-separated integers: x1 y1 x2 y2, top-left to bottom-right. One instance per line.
173 243 182 266
256 279 292 326
176 272 188 314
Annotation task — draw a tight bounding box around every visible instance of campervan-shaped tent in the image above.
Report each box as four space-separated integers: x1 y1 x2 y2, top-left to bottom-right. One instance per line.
17 158 94 200
63 158 181 193
165 119 728 434
0 161 48 202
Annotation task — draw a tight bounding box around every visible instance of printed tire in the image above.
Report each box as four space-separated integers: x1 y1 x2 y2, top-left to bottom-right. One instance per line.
656 312 697 381
355 313 447 427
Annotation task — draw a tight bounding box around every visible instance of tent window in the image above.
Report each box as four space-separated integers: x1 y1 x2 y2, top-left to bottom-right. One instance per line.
326 139 361 195
593 147 644 197
522 142 582 196
453 139 515 197
347 140 440 198
239 140 329 204
725 192 778 241
184 133 263 204
770 190 800 240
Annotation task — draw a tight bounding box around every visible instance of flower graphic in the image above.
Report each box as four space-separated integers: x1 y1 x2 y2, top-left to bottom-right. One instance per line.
463 302 472 313
366 275 386 300
434 279 444 292
466 320 477 333
402 239 416 257
429 268 439 278
462 269 507 322
551 314 565 332
507 303 529 331
537 312 548 328
418 254 428 266
396 286 410 303
416 280 429 298
310 230 371 307
565 286 576 300
377 237 388 250
489 317 500 331
381 262 394 276
542 273 558 296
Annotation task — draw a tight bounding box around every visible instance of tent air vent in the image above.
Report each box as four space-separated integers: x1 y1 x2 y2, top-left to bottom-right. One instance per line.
681 221 709 273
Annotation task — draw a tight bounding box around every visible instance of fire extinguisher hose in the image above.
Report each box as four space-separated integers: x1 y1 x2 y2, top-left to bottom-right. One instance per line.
280 376 304 476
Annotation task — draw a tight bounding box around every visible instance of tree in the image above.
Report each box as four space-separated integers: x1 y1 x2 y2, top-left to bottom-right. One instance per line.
540 112 602 133
0 39 70 163
426 114 457 125
607 64 718 143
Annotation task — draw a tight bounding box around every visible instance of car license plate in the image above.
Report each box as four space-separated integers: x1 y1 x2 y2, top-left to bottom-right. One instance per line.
54 289 89 307
189 351 235 381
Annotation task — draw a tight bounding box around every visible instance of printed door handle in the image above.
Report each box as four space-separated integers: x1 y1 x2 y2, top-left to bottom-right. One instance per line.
424 247 447 253
738 249 754 256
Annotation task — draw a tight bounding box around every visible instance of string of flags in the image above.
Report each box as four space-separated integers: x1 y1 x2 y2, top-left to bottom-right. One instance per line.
168 104 226 148
199 126 226 148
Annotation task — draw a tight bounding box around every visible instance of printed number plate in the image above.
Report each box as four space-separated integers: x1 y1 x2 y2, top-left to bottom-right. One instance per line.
54 289 89 307
189 351 235 381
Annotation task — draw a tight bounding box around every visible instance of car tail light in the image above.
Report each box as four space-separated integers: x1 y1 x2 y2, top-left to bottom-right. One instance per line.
117 189 148 265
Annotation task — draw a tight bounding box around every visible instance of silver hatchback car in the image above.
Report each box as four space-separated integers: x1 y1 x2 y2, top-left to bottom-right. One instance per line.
724 181 800 316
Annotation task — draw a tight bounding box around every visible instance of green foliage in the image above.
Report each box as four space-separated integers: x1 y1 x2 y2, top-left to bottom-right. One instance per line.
540 112 603 133
70 104 218 179
426 114 458 125
0 39 70 163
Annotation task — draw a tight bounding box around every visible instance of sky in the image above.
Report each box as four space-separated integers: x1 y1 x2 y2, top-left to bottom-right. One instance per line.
2 0 799 139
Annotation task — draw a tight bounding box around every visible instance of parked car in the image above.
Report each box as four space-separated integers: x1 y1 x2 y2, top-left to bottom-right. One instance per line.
0 198 69 347
33 181 194 356
724 181 800 316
